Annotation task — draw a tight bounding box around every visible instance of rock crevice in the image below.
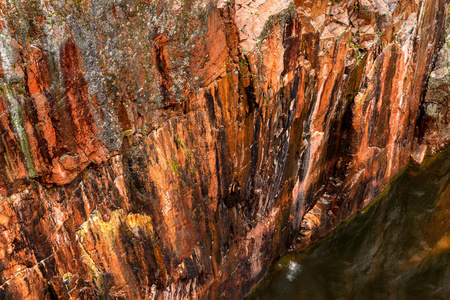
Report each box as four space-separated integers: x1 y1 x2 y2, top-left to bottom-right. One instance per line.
0 0 448 299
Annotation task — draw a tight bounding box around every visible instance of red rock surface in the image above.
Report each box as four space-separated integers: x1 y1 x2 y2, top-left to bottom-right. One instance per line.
0 0 448 299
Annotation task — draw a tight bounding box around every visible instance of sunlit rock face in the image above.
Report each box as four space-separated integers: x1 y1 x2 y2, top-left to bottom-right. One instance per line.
0 0 448 299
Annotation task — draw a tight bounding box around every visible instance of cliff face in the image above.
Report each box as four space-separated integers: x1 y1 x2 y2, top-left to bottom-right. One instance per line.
0 0 448 299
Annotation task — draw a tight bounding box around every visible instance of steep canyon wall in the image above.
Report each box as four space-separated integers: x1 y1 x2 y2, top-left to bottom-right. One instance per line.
0 0 449 299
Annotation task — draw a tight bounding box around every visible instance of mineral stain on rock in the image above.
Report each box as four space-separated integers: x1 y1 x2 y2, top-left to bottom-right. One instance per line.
0 0 449 299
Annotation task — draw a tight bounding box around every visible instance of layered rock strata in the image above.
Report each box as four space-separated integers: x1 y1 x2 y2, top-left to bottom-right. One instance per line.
0 0 448 299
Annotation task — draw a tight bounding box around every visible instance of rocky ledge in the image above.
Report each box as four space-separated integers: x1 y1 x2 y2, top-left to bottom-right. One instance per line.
0 0 448 299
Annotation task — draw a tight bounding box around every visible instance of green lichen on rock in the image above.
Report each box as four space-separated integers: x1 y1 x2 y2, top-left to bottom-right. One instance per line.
4 85 38 178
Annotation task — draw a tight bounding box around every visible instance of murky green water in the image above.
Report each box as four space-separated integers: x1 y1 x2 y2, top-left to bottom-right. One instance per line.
246 149 450 300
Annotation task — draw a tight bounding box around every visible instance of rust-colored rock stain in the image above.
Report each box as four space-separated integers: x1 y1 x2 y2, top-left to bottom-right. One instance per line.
0 0 449 299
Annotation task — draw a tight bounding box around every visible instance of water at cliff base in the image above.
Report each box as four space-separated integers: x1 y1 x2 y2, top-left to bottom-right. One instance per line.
246 149 450 300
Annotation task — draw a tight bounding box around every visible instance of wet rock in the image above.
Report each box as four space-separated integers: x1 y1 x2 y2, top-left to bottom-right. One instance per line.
0 0 449 299
411 144 428 165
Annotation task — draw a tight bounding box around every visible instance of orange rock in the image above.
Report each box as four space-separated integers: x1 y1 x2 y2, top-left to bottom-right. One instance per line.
0 0 448 299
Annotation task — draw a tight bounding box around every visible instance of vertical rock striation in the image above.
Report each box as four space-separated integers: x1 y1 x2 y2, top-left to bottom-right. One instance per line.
0 0 448 299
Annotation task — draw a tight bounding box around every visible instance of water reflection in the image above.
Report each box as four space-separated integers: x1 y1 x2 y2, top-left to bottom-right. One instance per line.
246 148 450 300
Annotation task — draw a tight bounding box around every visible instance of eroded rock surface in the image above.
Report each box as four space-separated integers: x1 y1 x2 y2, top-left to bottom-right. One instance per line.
0 0 448 299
